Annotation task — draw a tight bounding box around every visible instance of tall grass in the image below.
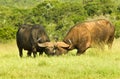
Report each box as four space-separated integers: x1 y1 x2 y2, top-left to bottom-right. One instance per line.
0 39 120 79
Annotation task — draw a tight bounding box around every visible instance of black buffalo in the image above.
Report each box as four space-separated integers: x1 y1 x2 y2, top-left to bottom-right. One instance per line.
16 24 54 57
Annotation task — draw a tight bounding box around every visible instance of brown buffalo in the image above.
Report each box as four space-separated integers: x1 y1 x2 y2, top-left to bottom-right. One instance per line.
54 19 115 55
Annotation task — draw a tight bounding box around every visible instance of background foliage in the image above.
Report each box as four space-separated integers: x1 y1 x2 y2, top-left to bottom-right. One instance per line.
0 1 120 79
0 0 120 42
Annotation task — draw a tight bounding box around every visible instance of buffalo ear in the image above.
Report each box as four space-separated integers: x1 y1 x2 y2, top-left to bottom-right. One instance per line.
56 42 69 48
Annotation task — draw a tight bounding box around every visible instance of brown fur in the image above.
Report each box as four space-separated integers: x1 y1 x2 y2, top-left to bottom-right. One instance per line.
55 19 115 55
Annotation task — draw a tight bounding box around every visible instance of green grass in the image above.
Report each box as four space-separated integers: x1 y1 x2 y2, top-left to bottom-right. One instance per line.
0 39 120 79
0 0 82 9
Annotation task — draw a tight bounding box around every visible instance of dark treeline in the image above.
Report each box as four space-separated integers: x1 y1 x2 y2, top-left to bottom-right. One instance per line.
0 0 120 42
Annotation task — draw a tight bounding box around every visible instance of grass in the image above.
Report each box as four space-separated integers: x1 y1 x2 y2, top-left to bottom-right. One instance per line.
0 39 120 79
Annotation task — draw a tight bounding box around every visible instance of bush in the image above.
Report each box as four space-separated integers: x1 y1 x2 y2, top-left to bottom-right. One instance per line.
114 21 120 38
0 0 120 43
0 26 17 42
31 1 87 40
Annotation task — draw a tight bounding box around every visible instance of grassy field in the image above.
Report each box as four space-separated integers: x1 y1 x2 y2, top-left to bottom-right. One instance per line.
0 39 120 79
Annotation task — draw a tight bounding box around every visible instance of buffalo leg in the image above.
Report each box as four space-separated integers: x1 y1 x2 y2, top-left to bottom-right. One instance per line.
107 36 114 49
27 51 32 57
76 45 90 55
18 48 23 57
39 52 43 56
76 49 86 55
33 51 37 58
98 43 105 50
32 46 37 58
76 42 90 55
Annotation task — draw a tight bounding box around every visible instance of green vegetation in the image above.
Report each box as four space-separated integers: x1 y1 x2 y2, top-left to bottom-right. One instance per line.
0 39 120 79
0 1 120 79
0 0 120 42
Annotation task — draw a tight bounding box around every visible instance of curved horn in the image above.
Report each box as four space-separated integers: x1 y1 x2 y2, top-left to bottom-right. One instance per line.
56 42 69 48
38 43 47 47
68 39 72 45
37 38 41 42
68 39 73 49
38 42 55 47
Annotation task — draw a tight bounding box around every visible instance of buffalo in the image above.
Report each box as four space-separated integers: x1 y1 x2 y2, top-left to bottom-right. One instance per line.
54 19 115 55
16 24 55 57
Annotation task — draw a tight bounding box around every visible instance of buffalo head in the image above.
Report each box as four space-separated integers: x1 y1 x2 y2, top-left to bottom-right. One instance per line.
38 42 55 55
53 42 70 55
38 41 73 56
